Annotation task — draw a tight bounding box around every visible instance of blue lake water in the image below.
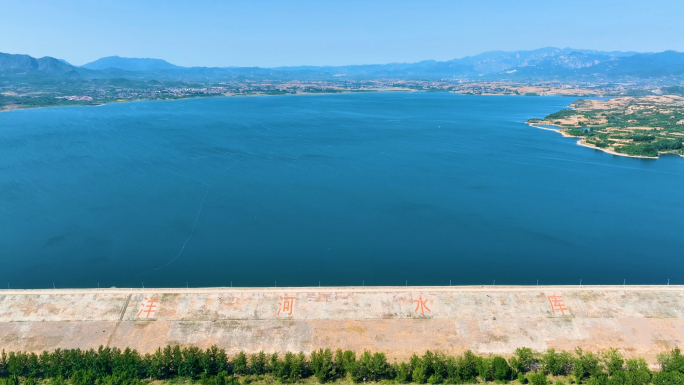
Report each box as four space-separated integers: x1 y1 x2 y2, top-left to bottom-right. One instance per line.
1 93 683 288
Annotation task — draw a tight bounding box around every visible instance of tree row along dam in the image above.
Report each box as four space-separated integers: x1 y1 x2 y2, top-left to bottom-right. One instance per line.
1 286 682 365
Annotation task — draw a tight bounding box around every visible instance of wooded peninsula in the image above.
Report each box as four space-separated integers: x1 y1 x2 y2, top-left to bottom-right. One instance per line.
527 96 684 158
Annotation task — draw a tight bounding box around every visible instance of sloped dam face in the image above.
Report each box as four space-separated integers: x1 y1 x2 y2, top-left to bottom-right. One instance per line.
1 286 682 364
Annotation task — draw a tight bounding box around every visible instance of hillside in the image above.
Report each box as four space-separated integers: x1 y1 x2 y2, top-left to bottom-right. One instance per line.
0 52 82 76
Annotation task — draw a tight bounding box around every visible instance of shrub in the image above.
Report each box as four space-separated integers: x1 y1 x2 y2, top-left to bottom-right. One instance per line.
659 347 684 373
412 366 426 384
573 348 603 382
567 128 586 137
71 370 95 385
586 373 608 385
395 362 412 384
631 134 655 142
652 371 684 385
518 372 528 383
49 377 66 385
602 349 624 376
529 371 549 385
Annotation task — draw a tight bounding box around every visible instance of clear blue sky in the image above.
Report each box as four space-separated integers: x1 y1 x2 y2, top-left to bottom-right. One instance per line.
1 0 682 67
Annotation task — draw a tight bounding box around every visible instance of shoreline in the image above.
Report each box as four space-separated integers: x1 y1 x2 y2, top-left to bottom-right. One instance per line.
527 123 662 159
0 89 421 114
4 284 682 295
0 90 581 115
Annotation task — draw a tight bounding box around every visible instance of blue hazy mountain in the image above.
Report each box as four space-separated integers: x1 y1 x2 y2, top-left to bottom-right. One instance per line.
2 48 683 81
582 50 684 77
0 52 82 76
81 56 181 71
451 47 638 73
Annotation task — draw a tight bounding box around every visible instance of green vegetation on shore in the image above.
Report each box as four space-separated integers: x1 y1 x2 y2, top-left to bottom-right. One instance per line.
1 346 683 385
527 96 684 158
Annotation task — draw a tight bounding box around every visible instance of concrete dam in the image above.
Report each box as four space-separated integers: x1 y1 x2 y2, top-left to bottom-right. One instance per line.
1 285 682 364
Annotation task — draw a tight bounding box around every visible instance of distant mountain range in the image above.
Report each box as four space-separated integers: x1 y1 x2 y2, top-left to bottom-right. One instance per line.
2 48 683 82
81 56 181 71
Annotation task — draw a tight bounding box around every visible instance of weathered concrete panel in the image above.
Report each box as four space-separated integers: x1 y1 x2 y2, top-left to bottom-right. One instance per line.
1 286 682 364
0 293 128 322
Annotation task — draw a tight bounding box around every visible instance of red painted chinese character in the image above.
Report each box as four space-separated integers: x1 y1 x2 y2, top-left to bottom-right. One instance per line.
277 296 295 316
413 295 431 315
137 296 159 318
548 294 568 315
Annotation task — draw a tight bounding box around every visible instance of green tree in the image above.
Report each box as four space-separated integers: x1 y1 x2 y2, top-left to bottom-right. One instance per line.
214 373 227 385
341 350 356 378
419 351 437 382
573 349 603 382
412 366 426 384
266 353 278 376
510 348 536 374
444 356 458 383
248 352 265 375
310 349 333 383
201 346 227 376
602 349 624 376
624 358 651 385
543 349 573 376
291 352 307 382
658 348 684 373
0 351 7 378
652 371 684 385
456 351 479 383
275 352 293 382
145 348 169 379
25 353 39 379
395 362 412 384
369 353 389 382
48 377 65 385
231 352 248 376
428 352 447 384
477 356 494 382
333 350 345 379
351 352 371 383
493 356 514 382
6 353 23 377
70 370 95 385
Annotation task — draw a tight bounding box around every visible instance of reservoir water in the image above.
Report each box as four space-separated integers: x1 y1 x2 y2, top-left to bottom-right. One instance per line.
1 93 683 288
